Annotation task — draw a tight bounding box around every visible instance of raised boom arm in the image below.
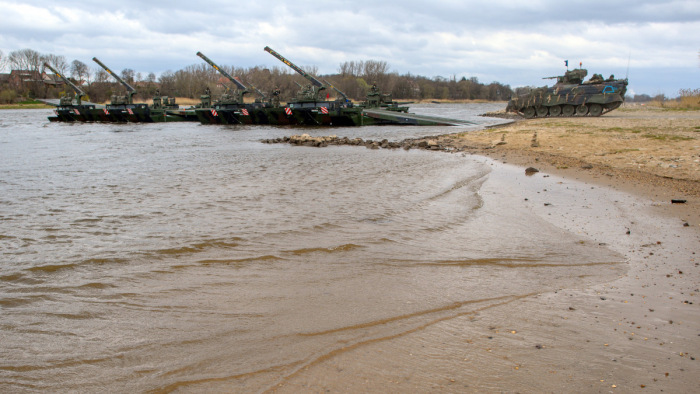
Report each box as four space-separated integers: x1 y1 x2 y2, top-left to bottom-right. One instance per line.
92 57 136 93
246 81 267 100
196 52 248 91
44 62 86 101
264 46 323 88
323 79 348 100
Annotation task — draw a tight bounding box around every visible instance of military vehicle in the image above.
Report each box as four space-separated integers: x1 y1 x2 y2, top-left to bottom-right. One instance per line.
264 46 362 126
506 68 628 118
43 62 98 122
91 57 152 122
149 89 198 122
195 51 276 125
361 83 409 113
264 47 477 126
150 89 179 111
92 58 197 122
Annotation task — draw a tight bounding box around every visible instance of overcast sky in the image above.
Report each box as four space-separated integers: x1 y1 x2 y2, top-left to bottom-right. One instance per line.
1 0 698 97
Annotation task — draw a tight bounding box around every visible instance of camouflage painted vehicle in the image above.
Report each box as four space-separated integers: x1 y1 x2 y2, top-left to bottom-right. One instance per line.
506 69 628 118
91 57 152 122
149 89 198 122
43 62 101 122
194 51 272 125
93 58 197 122
264 46 363 126
361 83 409 113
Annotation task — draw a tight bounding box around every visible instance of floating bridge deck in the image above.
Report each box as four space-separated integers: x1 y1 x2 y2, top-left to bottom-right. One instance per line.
362 109 479 126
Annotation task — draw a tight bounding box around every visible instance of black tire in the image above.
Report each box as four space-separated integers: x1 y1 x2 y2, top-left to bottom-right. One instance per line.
536 106 548 117
549 105 562 117
589 104 603 117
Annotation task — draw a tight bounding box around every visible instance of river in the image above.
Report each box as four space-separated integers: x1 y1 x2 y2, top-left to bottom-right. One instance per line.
0 104 625 392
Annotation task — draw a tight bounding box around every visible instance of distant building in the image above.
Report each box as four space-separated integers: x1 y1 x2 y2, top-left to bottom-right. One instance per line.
41 72 64 87
8 69 41 90
216 76 228 89
3 70 65 91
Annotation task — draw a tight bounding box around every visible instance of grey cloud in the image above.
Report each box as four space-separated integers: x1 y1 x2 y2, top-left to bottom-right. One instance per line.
1 0 697 95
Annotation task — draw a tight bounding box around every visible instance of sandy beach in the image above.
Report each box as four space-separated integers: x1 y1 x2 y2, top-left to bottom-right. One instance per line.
271 107 700 392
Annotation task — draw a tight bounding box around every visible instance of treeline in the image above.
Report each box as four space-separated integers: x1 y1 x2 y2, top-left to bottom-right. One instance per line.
625 93 667 102
1 48 513 104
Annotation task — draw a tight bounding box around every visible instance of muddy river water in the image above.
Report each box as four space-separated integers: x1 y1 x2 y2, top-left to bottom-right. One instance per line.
0 105 626 391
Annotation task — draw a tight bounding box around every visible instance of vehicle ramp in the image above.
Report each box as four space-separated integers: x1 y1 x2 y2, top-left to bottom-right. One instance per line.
362 108 478 126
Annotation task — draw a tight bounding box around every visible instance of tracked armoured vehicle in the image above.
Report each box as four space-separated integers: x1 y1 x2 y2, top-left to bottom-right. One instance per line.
43 62 98 122
506 69 628 118
194 51 262 125
264 46 365 126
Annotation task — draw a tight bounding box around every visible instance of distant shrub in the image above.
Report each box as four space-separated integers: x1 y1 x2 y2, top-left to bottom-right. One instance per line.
0 89 17 104
652 88 700 110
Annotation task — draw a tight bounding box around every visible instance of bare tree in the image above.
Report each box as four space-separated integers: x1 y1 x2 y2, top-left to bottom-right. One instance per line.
120 68 135 84
0 49 7 72
44 54 68 74
8 49 44 96
71 60 89 85
301 65 319 77
94 68 109 83
158 70 176 93
8 48 42 71
338 60 364 77
362 60 388 81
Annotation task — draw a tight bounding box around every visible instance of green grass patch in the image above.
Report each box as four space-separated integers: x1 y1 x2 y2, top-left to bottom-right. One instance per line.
642 134 695 141
17 99 44 105
0 103 53 109
602 127 625 132
608 148 641 154
602 126 658 134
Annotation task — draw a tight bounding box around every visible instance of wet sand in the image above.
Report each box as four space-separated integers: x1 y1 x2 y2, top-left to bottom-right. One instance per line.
271 108 700 392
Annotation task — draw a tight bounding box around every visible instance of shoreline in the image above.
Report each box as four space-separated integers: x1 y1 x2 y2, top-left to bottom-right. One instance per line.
275 157 700 392
266 108 700 392
264 107 700 224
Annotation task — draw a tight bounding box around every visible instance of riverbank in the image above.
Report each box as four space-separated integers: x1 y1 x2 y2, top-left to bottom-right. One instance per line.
441 107 700 197
263 107 700 221
268 107 700 392
0 103 53 109
275 159 699 393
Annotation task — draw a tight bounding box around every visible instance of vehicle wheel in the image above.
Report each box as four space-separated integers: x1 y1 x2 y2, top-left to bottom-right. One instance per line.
575 104 588 116
562 105 575 117
549 105 562 116
589 104 603 117
536 106 548 117
523 107 536 119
